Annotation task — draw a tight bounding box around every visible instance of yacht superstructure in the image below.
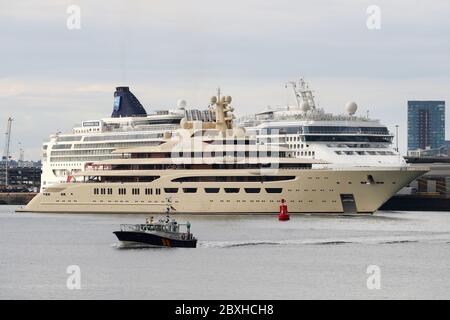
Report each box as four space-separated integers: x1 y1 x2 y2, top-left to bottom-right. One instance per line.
240 78 404 168
42 87 215 190
21 91 427 214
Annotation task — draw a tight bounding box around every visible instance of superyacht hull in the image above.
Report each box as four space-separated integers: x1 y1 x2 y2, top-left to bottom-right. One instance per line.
17 167 427 214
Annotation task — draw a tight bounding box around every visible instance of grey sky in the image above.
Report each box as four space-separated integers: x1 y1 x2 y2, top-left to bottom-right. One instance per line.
1 0 449 159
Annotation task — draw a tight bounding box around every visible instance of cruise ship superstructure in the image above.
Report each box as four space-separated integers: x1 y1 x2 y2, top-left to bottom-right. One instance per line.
21 90 427 214
240 78 405 168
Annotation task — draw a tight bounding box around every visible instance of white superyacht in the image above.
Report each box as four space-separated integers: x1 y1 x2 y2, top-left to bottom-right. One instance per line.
20 91 427 214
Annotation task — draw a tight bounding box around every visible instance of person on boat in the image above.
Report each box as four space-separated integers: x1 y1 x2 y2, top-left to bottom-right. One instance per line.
186 221 191 237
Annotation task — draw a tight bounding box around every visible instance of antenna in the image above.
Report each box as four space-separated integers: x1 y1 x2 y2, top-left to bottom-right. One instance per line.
3 117 13 187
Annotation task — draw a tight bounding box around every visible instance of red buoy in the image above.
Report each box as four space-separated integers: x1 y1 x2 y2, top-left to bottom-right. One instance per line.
278 199 290 221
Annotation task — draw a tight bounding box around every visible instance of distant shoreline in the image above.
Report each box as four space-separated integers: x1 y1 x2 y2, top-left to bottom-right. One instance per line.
0 193 37 205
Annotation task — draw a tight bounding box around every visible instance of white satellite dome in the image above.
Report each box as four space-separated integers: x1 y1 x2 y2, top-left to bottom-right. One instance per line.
345 101 358 115
300 101 310 112
177 99 187 109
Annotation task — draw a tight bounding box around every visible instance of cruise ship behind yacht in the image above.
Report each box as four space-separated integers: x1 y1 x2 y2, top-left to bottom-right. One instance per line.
240 78 404 168
20 90 427 214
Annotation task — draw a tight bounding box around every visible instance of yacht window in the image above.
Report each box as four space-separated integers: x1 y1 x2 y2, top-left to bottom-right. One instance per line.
244 188 261 193
205 188 220 193
164 188 179 193
265 188 283 193
224 188 240 193
183 188 197 193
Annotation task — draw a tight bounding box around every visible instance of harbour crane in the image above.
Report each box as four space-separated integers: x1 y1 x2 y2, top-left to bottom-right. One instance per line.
3 117 13 187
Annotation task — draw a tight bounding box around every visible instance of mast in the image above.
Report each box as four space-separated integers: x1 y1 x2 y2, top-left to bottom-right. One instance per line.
3 117 13 187
286 81 301 107
211 88 233 133
297 77 316 109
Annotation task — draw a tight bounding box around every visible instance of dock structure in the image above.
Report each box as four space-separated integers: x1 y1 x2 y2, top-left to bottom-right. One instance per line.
0 165 42 194
381 157 450 211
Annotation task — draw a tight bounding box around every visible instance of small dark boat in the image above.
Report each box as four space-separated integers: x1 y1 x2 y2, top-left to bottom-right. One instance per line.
114 216 197 248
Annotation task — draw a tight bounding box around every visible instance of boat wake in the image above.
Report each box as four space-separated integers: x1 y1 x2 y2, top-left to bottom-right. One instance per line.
199 239 353 248
199 236 450 248
111 242 165 249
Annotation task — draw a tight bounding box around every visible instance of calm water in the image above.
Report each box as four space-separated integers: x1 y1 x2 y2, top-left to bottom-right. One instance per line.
0 206 449 299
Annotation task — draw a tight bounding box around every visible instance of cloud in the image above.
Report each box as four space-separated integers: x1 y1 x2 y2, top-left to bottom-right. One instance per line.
0 0 449 159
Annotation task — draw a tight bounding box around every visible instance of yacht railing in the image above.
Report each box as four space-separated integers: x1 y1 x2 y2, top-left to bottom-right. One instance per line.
119 223 194 239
